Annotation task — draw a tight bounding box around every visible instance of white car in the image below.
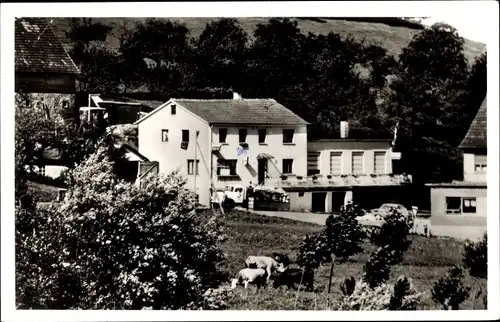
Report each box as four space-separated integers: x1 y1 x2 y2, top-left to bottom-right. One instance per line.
357 203 410 227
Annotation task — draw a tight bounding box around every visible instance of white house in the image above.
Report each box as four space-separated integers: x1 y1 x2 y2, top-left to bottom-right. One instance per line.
268 125 411 213
134 93 309 206
427 98 487 241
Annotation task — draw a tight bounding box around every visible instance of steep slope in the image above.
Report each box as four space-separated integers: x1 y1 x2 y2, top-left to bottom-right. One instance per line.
51 17 485 63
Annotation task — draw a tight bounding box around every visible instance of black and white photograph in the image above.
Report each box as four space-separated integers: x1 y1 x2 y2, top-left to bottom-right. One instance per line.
1 1 499 321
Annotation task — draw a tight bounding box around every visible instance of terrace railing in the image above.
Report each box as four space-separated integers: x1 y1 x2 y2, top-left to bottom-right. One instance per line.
267 173 412 188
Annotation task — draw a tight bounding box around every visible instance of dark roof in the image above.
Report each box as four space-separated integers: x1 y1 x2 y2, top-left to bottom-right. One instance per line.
459 99 487 149
42 148 62 161
131 99 164 112
135 98 306 125
15 18 79 74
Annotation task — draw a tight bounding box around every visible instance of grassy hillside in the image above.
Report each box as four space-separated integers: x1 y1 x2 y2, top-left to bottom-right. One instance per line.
52 17 485 63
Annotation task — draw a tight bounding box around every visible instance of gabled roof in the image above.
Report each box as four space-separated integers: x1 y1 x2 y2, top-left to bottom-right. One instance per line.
15 18 79 74
459 98 487 149
135 98 309 125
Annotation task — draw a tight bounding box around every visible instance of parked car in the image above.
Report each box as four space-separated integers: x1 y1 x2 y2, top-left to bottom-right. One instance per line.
357 203 410 227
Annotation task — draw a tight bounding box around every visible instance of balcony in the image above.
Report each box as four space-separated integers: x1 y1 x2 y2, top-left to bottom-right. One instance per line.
266 173 412 189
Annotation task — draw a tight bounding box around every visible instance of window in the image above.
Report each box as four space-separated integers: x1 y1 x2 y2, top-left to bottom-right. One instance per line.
171 104 176 115
374 151 386 174
283 129 294 144
446 197 477 214
239 129 247 143
39 166 46 177
282 159 293 174
352 152 364 175
217 159 237 176
161 129 169 142
446 197 462 214
258 129 267 144
187 159 199 175
219 128 227 143
62 100 69 109
308 151 320 176
475 155 487 172
182 129 189 142
330 152 342 175
463 198 477 213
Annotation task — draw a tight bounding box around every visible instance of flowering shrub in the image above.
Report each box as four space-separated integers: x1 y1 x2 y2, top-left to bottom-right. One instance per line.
431 266 471 310
337 276 425 311
16 143 227 309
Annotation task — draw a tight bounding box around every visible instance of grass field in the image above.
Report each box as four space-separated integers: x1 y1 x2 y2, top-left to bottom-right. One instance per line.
27 181 60 203
211 209 486 310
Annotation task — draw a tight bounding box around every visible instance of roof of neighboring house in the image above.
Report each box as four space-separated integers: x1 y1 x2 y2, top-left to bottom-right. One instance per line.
15 18 79 74
459 98 487 149
42 148 62 161
121 142 150 162
135 98 310 125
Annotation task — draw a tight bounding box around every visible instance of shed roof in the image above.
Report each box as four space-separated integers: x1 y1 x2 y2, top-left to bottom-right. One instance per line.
15 18 79 74
459 98 487 149
135 98 309 125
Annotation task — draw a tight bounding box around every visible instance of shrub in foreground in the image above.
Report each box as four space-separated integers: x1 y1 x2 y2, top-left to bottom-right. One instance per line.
16 145 228 309
431 266 471 310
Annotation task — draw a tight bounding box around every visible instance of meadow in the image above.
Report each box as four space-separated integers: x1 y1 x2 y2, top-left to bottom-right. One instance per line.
209 209 486 310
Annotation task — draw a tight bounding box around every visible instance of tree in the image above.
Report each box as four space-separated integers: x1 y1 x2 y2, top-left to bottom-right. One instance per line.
387 24 471 183
65 18 121 93
462 233 487 308
16 139 229 309
119 19 195 95
432 266 471 310
363 208 414 288
193 18 249 90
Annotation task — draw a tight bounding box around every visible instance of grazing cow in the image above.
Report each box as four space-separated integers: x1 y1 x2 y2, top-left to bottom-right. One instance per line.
231 268 268 289
272 267 315 292
340 276 356 296
245 256 286 281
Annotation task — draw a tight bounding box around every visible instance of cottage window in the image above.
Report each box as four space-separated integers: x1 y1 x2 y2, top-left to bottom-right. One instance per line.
171 104 176 115
446 197 462 214
258 129 267 144
182 129 189 142
282 159 293 174
239 129 247 143
330 152 342 175
474 155 487 172
283 129 294 144
187 159 199 175
462 198 477 213
219 128 227 143
161 129 169 142
307 151 320 176
374 151 386 174
352 152 364 175
217 159 237 176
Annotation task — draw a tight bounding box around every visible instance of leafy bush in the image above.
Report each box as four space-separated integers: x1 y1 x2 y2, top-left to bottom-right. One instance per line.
337 276 425 311
296 233 329 270
16 143 228 309
363 208 414 288
462 233 487 279
431 266 471 310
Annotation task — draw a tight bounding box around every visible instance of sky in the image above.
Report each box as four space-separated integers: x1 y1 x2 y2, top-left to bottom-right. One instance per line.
421 15 489 44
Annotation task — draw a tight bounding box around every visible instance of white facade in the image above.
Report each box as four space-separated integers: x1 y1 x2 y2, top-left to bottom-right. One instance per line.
307 139 395 176
463 153 487 183
136 99 308 206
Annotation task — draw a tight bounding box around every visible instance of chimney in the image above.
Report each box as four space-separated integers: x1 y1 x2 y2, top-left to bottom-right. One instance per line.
233 92 242 100
340 121 349 138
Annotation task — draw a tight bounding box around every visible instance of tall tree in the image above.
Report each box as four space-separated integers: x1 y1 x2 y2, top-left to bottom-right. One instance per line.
65 18 120 93
387 23 471 183
119 19 195 95
194 19 249 91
